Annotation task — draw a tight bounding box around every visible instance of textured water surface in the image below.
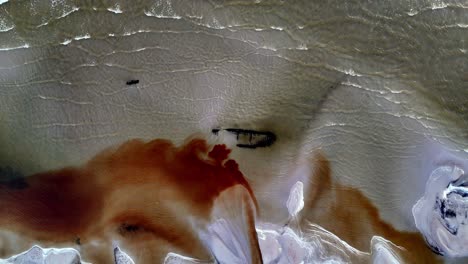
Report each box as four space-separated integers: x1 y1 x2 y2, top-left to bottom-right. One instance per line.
0 0 467 263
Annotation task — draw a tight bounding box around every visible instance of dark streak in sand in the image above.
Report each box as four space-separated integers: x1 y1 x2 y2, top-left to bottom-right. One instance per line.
126 80 139 85
212 128 276 149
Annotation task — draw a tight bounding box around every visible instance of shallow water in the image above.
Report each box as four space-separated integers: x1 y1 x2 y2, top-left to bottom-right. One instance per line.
0 0 467 263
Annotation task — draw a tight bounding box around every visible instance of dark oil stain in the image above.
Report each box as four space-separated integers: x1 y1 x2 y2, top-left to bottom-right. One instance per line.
119 223 141 234
0 166 28 189
212 128 276 149
126 79 139 85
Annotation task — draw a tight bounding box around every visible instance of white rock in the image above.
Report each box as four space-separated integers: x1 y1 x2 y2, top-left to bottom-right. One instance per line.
413 165 468 257
286 181 305 218
1 245 82 264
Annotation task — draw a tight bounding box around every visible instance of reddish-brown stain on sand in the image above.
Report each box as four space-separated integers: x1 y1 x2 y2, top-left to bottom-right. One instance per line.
0 137 256 259
0 137 442 263
302 152 441 263
0 167 103 240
